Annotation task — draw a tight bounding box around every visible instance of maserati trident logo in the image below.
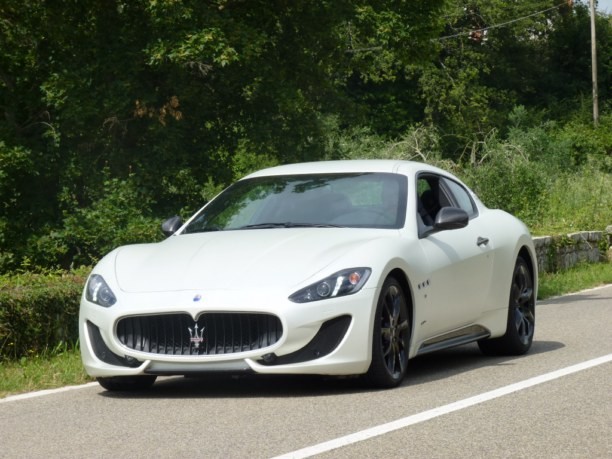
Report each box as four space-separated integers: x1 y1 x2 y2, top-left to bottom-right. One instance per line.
188 323 205 349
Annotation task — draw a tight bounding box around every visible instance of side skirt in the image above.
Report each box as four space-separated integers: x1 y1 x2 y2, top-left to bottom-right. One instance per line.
416 325 490 356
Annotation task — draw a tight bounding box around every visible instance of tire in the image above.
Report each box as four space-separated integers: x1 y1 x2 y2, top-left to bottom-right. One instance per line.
97 375 157 392
365 276 410 388
478 256 535 356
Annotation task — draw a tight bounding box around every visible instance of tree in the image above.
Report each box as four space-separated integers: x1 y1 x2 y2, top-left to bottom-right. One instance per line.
409 0 573 157
0 0 446 271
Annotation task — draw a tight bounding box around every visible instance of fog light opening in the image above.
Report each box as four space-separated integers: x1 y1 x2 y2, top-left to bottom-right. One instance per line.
261 353 277 364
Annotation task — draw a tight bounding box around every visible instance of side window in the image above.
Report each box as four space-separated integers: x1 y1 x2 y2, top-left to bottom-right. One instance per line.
441 177 478 218
416 173 477 235
416 175 452 227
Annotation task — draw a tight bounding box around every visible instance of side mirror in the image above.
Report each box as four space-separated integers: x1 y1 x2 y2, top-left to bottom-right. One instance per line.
433 207 469 231
161 215 183 237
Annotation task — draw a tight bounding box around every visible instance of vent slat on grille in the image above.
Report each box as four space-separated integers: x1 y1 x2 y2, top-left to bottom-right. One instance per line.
117 313 283 356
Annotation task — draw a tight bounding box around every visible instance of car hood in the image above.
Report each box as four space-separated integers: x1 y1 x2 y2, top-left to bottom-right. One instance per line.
114 228 394 293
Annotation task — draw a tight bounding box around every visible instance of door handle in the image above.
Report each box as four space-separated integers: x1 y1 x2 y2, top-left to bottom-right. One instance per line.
477 237 489 247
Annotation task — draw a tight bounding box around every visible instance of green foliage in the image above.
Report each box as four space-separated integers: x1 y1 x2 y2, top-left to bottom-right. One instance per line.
8 171 163 270
532 166 612 235
0 143 33 270
0 268 89 361
505 107 573 171
558 111 612 170
55 174 161 268
458 121 550 224
463 149 550 225
458 109 612 233
0 1 611 272
321 116 445 164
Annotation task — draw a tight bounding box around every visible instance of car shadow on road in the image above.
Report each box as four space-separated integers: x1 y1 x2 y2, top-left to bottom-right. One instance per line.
405 340 565 387
539 291 612 305
99 340 564 400
99 373 368 399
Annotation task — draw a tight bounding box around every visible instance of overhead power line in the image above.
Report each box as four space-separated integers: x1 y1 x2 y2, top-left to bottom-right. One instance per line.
346 2 572 53
436 1 569 41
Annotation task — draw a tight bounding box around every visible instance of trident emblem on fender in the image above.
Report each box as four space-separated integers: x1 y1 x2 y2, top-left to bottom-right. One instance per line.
188 323 205 349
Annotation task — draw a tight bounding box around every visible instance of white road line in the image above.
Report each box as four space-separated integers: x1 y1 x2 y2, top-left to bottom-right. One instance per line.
272 354 612 459
0 382 99 404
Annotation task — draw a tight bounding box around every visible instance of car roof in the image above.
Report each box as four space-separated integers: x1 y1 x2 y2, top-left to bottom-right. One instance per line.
243 160 450 179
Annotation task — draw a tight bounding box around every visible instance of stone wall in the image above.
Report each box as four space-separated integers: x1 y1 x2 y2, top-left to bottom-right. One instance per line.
533 225 612 273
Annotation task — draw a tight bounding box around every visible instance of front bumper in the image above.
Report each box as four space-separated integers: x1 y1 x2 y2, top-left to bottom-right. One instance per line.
79 287 378 378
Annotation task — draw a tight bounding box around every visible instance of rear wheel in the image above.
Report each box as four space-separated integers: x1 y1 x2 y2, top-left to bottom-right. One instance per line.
365 277 410 388
478 256 535 356
97 375 157 392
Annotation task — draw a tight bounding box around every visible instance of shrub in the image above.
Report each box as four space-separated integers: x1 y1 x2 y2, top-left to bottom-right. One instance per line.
332 124 443 163
458 127 552 226
0 268 89 361
558 112 612 172
531 166 612 235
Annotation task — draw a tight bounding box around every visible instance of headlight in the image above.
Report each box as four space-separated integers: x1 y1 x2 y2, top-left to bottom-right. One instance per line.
289 268 371 303
85 274 117 307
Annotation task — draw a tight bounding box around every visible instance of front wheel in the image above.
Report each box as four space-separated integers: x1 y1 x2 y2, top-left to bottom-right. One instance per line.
365 276 410 388
478 256 535 356
97 375 157 392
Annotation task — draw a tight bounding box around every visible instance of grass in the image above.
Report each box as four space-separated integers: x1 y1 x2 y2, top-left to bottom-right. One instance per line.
0 346 92 399
0 261 610 399
538 260 612 300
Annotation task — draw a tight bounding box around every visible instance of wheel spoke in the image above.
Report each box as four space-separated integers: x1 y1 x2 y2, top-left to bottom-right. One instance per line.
388 344 407 377
382 300 392 322
385 288 396 309
510 283 520 303
390 293 400 320
388 344 398 371
397 319 409 332
398 349 407 374
513 303 534 342
522 316 532 336
523 309 535 324
382 343 393 358
518 312 527 335
518 287 533 304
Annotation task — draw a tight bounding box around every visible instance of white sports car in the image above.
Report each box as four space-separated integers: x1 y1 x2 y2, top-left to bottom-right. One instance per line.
79 160 537 391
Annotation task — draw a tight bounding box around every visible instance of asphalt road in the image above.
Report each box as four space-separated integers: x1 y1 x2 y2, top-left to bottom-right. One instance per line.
1 285 611 459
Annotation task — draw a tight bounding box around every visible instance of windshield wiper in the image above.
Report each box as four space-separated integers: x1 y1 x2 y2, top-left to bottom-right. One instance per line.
184 226 223 234
240 222 343 230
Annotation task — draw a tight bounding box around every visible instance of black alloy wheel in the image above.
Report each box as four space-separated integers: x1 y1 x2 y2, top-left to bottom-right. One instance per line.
479 256 535 356
365 276 410 388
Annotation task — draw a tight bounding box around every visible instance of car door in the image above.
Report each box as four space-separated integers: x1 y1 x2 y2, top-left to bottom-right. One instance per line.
416 173 494 338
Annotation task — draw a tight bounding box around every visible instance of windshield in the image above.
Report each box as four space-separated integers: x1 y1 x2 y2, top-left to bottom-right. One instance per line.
183 172 407 233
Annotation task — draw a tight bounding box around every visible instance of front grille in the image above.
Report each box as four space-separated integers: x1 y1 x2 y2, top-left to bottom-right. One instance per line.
117 312 282 356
